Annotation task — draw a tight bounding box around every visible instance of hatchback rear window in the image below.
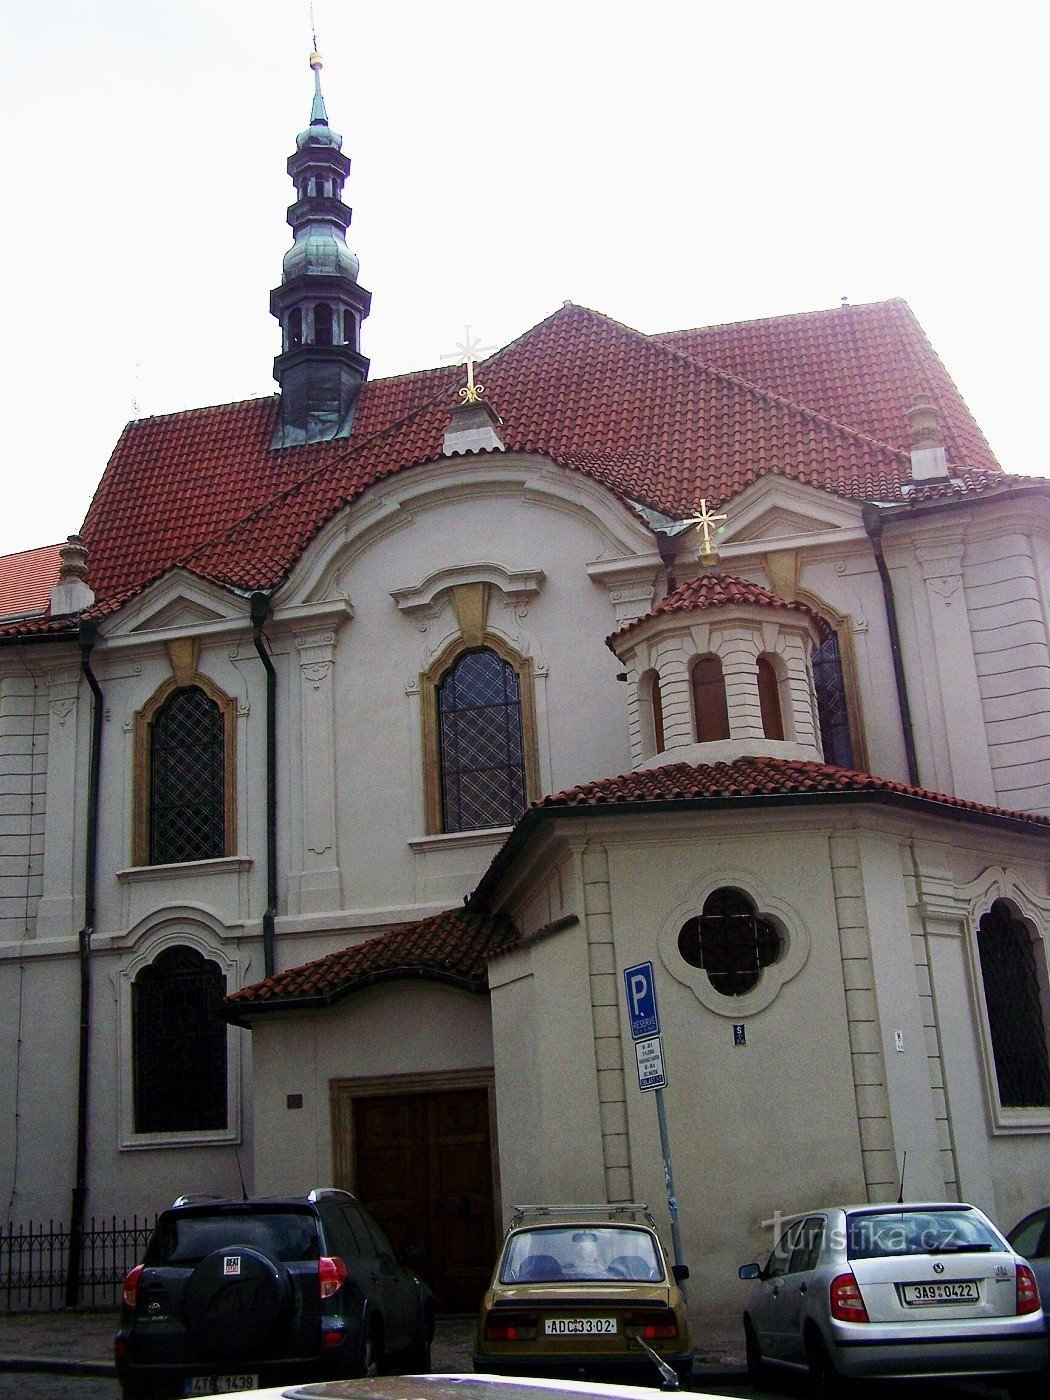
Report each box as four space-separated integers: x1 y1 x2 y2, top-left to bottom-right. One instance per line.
147 1211 320 1265
847 1209 1001 1260
500 1225 664 1283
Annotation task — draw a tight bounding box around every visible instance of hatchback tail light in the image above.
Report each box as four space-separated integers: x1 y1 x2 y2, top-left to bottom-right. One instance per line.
484 1311 538 1341
318 1256 347 1300
829 1271 869 1322
1016 1264 1041 1316
625 1310 679 1340
122 1264 144 1311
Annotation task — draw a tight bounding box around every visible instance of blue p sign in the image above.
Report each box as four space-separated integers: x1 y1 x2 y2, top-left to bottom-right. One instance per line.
623 961 660 1040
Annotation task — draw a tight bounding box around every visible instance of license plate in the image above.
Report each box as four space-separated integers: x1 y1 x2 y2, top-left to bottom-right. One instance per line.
183 1377 259 1395
901 1280 979 1305
545 1317 617 1335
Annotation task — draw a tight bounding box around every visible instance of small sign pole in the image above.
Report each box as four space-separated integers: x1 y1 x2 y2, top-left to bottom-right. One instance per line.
622 962 686 1287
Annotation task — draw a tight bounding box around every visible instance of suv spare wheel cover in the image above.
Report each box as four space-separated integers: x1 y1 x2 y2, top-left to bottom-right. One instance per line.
183 1246 293 1358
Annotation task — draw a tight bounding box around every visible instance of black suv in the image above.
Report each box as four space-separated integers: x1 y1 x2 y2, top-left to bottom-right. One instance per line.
115 1189 434 1398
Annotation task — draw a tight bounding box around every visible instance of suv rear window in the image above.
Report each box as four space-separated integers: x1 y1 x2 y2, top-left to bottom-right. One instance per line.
146 1211 320 1265
847 1209 1001 1260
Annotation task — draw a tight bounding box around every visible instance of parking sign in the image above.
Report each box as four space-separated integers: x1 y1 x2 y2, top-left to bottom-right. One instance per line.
623 961 660 1040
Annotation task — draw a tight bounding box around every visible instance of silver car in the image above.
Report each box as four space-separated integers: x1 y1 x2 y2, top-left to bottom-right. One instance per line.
738 1202 1047 1396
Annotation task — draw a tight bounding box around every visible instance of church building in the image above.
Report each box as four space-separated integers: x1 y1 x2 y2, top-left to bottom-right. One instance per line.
1 56 1048 1317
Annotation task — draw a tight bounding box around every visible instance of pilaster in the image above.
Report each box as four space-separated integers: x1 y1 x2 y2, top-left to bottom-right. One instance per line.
295 628 342 911
35 671 80 938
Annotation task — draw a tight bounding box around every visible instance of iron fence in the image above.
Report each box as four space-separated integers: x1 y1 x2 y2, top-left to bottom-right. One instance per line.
0 1215 156 1312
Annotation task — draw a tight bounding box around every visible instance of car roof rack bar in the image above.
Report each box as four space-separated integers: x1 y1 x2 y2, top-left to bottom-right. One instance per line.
510 1203 657 1228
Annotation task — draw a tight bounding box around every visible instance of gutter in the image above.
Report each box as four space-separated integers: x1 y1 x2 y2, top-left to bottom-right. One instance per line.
862 503 920 786
467 786 1047 914
250 592 277 978
64 620 103 1308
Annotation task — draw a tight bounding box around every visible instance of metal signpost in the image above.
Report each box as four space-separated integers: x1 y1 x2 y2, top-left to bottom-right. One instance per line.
622 963 685 1280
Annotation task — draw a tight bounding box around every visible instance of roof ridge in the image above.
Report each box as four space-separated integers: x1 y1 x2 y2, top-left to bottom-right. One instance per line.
654 297 911 340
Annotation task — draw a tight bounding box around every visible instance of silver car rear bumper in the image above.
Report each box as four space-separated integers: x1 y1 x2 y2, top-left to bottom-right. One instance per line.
829 1315 1048 1379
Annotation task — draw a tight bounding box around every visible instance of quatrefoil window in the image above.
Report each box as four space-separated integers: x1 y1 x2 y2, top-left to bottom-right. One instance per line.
677 887 782 997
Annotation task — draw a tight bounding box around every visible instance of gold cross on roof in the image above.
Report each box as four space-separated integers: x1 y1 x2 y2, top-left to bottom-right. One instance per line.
442 325 496 405
683 498 728 557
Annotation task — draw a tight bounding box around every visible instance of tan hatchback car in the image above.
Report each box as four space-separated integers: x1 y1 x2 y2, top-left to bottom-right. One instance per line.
474 1205 692 1383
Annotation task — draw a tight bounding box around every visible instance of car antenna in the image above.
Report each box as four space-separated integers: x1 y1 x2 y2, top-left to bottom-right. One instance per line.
235 1147 249 1201
896 1150 908 1206
633 1334 679 1391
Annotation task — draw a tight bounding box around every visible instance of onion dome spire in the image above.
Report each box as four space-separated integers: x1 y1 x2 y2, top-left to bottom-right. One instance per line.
270 52 371 448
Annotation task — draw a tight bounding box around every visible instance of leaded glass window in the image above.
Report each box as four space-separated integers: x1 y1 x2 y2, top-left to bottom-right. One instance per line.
438 648 526 833
150 686 225 864
813 632 854 768
977 900 1050 1108
133 946 227 1133
678 887 782 996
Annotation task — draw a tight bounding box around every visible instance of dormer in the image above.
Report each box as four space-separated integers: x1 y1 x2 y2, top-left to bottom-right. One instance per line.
607 572 830 770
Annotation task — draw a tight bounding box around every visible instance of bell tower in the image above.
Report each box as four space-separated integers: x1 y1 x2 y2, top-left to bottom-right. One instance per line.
270 53 371 448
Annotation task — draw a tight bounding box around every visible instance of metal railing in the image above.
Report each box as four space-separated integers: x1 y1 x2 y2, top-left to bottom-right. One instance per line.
0 1215 156 1312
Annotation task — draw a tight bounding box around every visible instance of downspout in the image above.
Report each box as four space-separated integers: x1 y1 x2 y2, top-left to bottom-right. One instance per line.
65 621 103 1308
250 593 277 978
862 503 920 786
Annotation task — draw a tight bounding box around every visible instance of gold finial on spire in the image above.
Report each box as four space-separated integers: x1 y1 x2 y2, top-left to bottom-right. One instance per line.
683 498 728 565
443 325 496 405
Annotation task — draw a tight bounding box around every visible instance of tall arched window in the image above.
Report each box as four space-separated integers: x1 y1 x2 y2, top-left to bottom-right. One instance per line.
692 655 730 742
288 307 303 349
757 656 785 740
150 686 225 864
977 900 1050 1108
651 674 666 754
133 946 227 1133
314 303 333 346
437 648 527 832
812 631 855 768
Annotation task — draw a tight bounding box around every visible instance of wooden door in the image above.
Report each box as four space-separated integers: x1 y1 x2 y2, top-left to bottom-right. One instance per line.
349 1086 497 1312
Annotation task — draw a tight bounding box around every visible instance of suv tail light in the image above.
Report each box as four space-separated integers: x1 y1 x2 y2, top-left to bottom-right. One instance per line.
1016 1264 1041 1316
484 1310 538 1341
318 1256 347 1300
829 1271 869 1322
625 1309 679 1339
122 1264 144 1310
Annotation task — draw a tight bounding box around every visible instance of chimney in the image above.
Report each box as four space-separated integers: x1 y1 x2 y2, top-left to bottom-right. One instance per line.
50 534 95 616
907 396 950 482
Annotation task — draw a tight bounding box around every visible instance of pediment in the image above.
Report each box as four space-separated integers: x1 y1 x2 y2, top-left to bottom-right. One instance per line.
721 477 865 550
102 569 247 642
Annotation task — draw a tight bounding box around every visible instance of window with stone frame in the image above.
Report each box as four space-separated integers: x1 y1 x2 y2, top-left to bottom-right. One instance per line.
134 675 236 867
678 887 782 996
977 900 1050 1109
132 945 228 1133
812 629 855 768
691 654 730 742
757 655 785 740
436 647 527 833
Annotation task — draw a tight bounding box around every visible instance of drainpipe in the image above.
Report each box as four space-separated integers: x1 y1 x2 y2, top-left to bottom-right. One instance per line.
862 503 920 787
250 593 277 978
65 621 103 1308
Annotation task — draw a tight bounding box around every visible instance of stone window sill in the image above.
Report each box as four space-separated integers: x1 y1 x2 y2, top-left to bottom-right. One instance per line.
117 856 252 884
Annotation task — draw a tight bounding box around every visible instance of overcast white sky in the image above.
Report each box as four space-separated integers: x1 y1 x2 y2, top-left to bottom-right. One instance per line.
0 0 1045 557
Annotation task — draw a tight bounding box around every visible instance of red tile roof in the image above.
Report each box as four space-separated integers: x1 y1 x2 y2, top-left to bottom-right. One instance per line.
607 572 832 649
535 756 1049 828
657 299 1000 476
0 299 1015 639
223 907 521 1018
0 543 64 621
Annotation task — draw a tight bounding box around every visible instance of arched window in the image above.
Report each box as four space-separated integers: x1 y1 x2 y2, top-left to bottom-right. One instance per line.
342 308 355 345
757 656 785 740
977 900 1050 1108
692 655 730 742
132 946 227 1133
651 674 666 754
678 888 782 997
288 307 303 349
812 630 855 768
437 648 527 833
149 686 225 864
314 303 333 346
